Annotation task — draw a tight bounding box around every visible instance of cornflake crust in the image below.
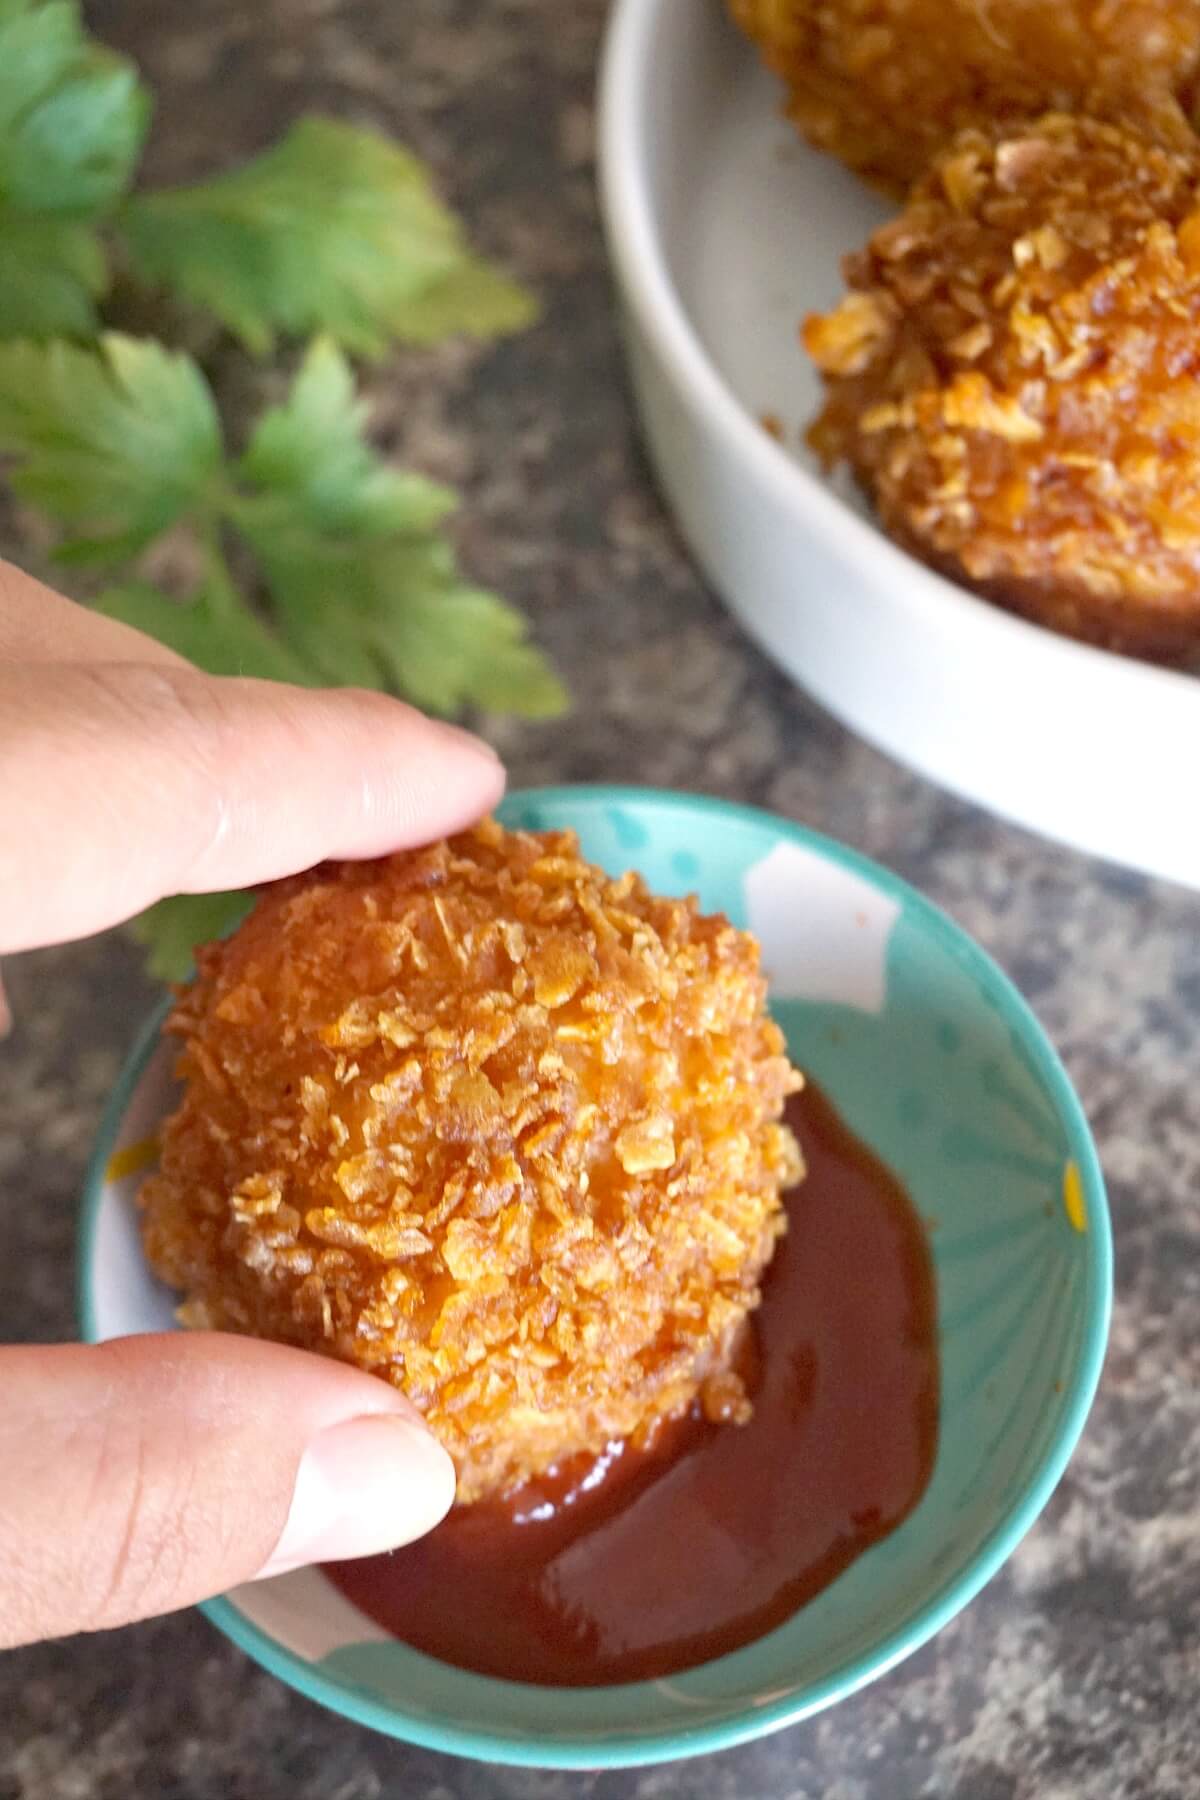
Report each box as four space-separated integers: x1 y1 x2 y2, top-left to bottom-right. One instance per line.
803 113 1200 657
140 820 804 1505
728 0 1200 194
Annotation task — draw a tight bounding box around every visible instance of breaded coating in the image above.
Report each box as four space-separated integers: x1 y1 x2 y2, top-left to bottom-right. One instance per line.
729 0 1200 193
139 820 804 1504
803 114 1200 657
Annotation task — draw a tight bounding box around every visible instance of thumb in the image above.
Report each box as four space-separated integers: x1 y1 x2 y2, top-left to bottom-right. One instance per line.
0 1333 456 1647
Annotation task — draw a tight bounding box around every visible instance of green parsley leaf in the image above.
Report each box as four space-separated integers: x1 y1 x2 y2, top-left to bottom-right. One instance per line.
0 1 149 335
128 889 254 983
0 217 105 336
370 582 569 718
0 334 223 561
238 332 456 538
95 573 314 685
364 254 538 348
118 117 536 357
228 338 566 716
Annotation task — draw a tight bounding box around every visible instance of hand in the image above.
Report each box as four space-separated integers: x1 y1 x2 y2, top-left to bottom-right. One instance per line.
0 560 506 1647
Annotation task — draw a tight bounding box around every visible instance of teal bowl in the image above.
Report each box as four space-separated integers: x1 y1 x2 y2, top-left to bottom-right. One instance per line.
78 787 1111 1768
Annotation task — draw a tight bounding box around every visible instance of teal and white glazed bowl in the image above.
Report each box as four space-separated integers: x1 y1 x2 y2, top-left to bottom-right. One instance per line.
78 787 1111 1768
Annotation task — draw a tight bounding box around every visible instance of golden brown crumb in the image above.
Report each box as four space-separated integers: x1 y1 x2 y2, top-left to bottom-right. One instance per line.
728 0 1200 193
139 820 804 1504
803 113 1200 656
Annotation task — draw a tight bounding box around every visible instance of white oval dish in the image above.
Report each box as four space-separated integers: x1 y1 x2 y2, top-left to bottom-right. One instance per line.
596 0 1200 888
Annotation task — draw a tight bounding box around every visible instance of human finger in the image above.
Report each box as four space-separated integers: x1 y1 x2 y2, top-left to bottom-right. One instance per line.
0 1333 456 1647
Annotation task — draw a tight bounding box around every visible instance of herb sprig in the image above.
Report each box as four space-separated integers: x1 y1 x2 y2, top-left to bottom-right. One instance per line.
0 0 563 976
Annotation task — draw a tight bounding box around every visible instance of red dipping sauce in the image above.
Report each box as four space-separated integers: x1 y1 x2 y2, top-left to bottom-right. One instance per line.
325 1084 938 1686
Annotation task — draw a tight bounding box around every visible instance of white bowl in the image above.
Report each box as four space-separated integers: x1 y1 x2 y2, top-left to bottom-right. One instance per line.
596 0 1200 889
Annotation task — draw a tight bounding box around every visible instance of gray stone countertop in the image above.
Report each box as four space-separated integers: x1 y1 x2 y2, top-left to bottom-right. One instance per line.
2 1 1199 1794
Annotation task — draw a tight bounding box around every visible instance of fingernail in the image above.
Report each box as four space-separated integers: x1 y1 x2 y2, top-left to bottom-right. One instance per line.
430 717 503 764
257 1415 456 1579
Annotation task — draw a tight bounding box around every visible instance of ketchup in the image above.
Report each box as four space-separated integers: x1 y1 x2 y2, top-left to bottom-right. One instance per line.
326 1085 938 1686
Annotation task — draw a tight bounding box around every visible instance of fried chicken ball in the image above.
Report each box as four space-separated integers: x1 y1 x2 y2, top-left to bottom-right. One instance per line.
729 0 1200 193
139 820 804 1505
803 113 1200 656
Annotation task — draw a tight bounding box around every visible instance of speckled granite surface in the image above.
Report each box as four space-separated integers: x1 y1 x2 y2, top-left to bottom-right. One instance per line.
1 2 1199 1795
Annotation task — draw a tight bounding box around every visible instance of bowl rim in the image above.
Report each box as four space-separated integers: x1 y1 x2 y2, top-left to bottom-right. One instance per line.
76 785 1112 1769
594 0 1198 707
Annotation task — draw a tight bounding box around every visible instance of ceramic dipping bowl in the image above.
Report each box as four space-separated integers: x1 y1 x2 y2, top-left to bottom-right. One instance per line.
79 787 1111 1767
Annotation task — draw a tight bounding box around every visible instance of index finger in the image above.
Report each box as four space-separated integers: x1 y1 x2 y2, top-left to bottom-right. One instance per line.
0 562 188 667
0 660 505 955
